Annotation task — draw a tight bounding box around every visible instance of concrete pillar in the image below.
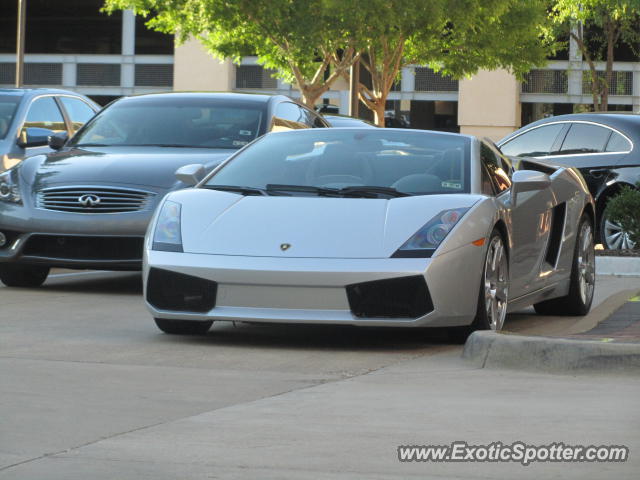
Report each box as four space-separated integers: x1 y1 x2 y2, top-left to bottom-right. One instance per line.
173 37 234 91
568 24 583 102
121 10 136 89
62 56 76 88
458 69 520 141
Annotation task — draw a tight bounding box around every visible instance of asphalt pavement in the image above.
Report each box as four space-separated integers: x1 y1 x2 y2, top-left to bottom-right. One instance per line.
1 271 639 479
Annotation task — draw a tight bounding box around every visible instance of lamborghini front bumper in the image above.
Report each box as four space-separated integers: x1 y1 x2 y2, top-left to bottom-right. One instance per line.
144 244 485 328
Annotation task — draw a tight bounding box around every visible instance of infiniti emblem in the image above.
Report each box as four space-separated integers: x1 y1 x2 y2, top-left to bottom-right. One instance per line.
280 243 291 251
78 194 101 208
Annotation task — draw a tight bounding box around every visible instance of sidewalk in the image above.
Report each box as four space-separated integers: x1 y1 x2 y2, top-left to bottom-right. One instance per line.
576 295 640 342
464 282 640 374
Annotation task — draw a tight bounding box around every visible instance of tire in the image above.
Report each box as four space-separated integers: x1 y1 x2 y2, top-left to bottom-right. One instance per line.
600 203 635 249
534 214 595 316
0 264 50 287
447 229 508 343
154 318 213 335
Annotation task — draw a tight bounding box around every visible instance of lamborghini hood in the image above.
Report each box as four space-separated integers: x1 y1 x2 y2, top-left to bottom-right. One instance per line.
173 189 483 259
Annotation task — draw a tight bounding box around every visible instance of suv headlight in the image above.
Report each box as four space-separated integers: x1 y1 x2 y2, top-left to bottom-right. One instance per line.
0 169 22 204
152 200 183 252
392 208 469 258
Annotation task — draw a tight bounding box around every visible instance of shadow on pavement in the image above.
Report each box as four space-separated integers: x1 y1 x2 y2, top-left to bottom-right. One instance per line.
41 272 143 295
157 321 453 352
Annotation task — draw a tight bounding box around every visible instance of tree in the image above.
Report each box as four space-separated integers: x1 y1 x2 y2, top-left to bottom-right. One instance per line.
552 0 640 111
335 0 554 126
102 0 359 107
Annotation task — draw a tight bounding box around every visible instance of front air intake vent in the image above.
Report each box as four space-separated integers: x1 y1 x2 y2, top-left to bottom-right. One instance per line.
346 275 433 319
147 268 217 313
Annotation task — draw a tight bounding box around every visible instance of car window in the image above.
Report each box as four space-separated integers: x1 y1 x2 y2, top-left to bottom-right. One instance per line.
0 95 21 139
70 98 264 149
559 123 611 154
481 143 511 193
59 97 96 133
605 131 632 153
206 129 471 195
271 102 308 131
23 96 67 134
500 124 565 157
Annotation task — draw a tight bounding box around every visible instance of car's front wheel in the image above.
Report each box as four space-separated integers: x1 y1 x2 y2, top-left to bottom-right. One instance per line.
154 318 213 335
534 214 595 316
447 229 508 343
0 265 50 287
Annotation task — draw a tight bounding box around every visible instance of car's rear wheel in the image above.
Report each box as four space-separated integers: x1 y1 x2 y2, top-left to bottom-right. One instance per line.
448 229 508 343
154 318 213 335
534 214 595 316
0 265 50 287
600 205 635 249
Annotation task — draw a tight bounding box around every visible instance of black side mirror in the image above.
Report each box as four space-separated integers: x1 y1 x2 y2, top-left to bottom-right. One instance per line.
17 127 55 148
48 131 69 150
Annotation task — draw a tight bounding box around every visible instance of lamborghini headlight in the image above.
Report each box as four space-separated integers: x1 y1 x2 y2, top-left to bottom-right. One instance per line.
0 169 22 204
393 208 469 257
152 200 183 252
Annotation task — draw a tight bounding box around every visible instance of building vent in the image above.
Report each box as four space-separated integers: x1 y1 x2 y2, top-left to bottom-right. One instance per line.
22 63 63 85
582 71 633 96
235 65 278 89
0 63 15 84
414 67 458 92
522 70 568 94
77 64 121 86
135 64 173 87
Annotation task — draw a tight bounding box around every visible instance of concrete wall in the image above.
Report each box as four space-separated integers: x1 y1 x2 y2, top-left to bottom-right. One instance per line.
458 69 521 141
173 37 234 91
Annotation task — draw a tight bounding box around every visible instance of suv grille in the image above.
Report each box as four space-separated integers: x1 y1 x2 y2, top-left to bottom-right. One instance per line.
36 186 155 213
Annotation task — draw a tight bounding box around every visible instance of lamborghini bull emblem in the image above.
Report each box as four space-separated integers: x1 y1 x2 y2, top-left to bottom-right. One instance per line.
280 243 291 251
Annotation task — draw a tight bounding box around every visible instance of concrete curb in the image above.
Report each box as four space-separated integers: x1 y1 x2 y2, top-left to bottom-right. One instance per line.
463 330 640 375
596 255 640 276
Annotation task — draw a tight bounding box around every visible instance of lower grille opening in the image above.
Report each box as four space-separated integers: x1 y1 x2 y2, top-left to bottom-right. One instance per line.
22 235 144 261
346 275 433 319
147 268 217 313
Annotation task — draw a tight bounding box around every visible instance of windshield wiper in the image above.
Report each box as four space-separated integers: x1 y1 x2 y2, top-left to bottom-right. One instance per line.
337 186 410 198
265 184 341 196
73 143 110 147
201 185 268 196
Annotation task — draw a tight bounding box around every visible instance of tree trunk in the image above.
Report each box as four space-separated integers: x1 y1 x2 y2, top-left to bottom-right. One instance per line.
373 99 386 127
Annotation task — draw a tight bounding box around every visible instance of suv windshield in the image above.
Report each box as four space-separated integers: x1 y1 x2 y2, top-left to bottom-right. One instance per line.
0 95 21 140
70 97 265 149
205 129 471 196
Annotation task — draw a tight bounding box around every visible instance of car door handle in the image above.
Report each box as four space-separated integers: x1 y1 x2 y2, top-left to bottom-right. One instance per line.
588 168 609 177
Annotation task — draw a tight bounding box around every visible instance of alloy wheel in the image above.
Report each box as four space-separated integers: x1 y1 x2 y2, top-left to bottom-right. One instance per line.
484 236 508 331
603 218 636 250
577 222 596 307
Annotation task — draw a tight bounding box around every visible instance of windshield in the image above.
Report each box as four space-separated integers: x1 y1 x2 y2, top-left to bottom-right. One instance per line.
70 97 265 149
0 95 21 140
205 129 471 196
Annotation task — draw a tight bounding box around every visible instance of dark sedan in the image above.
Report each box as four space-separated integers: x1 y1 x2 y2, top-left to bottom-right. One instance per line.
498 113 640 249
0 92 329 287
0 88 99 171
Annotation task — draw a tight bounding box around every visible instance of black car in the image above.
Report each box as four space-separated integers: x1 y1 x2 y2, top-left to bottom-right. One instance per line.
0 92 329 287
498 113 640 249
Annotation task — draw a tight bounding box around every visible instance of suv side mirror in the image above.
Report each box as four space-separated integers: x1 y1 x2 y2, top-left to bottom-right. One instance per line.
17 127 55 148
511 170 551 208
175 164 206 186
48 131 69 150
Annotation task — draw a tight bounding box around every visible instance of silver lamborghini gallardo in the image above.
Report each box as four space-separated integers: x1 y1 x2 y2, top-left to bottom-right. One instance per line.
143 128 595 338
